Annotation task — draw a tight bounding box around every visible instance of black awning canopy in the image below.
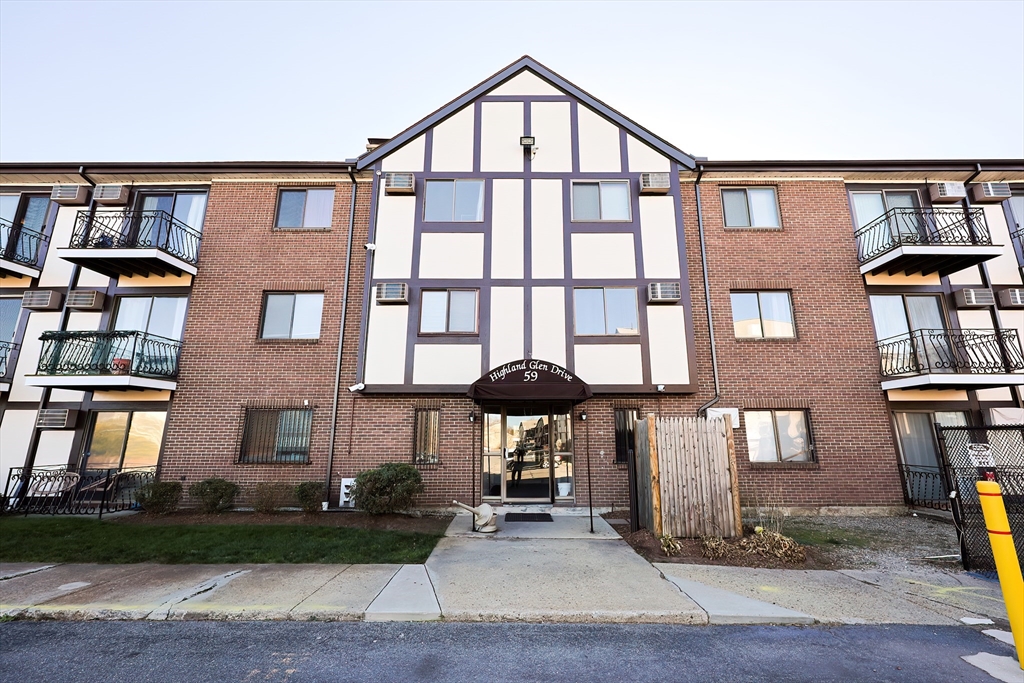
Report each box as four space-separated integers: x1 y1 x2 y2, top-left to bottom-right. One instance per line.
467 359 592 403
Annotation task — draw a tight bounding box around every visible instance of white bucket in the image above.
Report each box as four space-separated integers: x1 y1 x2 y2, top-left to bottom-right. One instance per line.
557 482 572 497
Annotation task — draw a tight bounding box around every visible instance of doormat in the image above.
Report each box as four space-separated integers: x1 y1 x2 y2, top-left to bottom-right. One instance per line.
504 513 554 522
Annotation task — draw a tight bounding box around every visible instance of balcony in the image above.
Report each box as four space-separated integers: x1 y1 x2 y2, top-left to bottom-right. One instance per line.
855 207 1002 277
56 209 201 279
877 328 1024 390
0 340 17 392
25 330 182 391
0 217 48 278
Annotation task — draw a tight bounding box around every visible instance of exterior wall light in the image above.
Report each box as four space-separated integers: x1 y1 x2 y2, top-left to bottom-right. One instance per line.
657 384 666 392
520 136 537 159
579 410 587 422
468 412 476 423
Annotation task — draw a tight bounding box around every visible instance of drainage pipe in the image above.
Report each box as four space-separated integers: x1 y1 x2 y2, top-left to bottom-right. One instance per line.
324 171 358 506
694 164 721 417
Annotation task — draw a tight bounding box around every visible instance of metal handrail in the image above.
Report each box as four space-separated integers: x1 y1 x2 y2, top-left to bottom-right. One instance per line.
854 207 991 263
71 209 202 266
876 328 1024 377
0 340 18 378
36 330 182 379
0 216 48 267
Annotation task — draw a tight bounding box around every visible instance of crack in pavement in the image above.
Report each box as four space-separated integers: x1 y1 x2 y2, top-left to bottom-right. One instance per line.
0 565 57 582
146 569 250 621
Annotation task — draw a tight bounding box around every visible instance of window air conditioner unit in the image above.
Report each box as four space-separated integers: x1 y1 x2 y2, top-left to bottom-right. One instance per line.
384 172 415 195
36 409 78 429
340 477 356 508
50 184 89 205
375 282 409 304
998 288 1024 308
21 290 62 310
66 289 105 311
647 282 682 303
970 182 1012 203
639 172 671 195
929 182 967 203
92 184 130 205
954 288 995 308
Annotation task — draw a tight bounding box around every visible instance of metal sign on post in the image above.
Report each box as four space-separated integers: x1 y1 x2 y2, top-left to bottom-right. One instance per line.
966 443 996 468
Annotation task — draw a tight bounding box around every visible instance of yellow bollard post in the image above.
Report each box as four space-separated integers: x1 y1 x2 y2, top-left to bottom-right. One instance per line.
976 480 1024 669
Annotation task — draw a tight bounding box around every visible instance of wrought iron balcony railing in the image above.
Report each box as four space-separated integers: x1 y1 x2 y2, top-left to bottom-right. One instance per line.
36 330 182 379
0 340 18 378
855 207 991 264
2 465 156 516
70 209 202 266
877 328 1024 377
898 465 950 512
0 217 48 268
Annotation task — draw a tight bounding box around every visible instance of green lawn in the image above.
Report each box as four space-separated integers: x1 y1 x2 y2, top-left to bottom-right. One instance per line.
0 517 442 564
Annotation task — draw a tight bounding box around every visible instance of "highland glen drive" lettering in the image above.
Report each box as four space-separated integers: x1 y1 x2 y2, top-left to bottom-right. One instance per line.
488 360 575 383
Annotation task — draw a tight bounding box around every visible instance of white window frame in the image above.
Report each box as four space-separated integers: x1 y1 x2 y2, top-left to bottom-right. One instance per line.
743 409 814 463
729 290 796 339
570 180 632 222
274 188 335 229
572 287 640 336
422 179 485 223
260 292 324 340
418 288 480 335
721 187 782 228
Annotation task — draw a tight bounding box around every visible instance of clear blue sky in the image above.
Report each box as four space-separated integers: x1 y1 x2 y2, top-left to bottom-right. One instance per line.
1 1 1022 163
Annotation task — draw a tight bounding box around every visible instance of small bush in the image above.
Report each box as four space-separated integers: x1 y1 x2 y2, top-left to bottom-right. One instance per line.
350 463 423 515
251 483 293 514
295 481 326 514
188 478 240 514
135 481 183 515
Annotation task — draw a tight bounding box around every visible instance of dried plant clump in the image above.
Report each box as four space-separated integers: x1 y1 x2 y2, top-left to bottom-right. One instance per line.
739 528 806 564
659 533 684 557
700 535 730 560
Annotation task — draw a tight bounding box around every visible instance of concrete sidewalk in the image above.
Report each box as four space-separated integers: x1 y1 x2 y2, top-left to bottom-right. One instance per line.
0 513 1012 630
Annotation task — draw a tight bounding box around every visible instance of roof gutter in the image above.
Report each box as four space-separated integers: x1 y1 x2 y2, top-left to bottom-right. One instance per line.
694 164 721 417
325 170 359 507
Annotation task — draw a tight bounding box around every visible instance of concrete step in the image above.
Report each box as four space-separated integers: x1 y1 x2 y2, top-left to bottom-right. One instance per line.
364 565 440 622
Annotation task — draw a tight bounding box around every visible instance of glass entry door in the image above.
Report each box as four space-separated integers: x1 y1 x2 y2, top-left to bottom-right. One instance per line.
481 405 574 503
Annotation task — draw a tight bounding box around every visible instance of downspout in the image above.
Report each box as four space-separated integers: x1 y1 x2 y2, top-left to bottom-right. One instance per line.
694 164 721 417
324 170 358 507
22 167 96 478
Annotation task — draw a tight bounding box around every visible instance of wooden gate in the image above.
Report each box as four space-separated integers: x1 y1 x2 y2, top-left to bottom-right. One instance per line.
631 414 742 538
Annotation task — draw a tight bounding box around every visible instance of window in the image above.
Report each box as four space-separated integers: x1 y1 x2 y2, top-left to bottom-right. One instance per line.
83 411 166 470
722 187 780 228
572 181 630 221
744 410 812 463
614 408 640 464
261 293 324 339
239 408 313 463
420 289 478 334
574 287 639 335
424 180 484 222
1 193 50 264
113 296 188 340
414 408 440 465
730 291 795 338
136 191 208 232
275 188 334 229
1008 195 1024 236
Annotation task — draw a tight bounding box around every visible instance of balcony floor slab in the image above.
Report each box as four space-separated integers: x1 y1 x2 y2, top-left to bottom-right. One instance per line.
0 260 41 279
880 374 1024 391
56 247 197 278
860 244 1004 277
25 375 177 391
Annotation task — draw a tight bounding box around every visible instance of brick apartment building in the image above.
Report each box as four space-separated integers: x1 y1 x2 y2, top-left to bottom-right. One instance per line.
2 57 1022 514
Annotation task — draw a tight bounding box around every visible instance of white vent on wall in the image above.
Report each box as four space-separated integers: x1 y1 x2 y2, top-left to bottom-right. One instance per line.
954 288 995 308
50 185 89 205
998 288 1024 308
929 182 967 203
36 409 78 429
647 282 682 303
639 172 671 195
340 477 356 508
375 283 409 304
66 290 105 310
970 183 1012 203
93 184 130 205
21 290 62 310
384 173 415 195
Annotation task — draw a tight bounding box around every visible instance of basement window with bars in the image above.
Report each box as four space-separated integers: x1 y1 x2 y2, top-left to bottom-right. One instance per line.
413 408 440 466
239 408 313 463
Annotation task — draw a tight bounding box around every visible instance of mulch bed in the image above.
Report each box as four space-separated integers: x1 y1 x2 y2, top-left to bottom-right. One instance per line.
111 510 454 535
606 519 835 570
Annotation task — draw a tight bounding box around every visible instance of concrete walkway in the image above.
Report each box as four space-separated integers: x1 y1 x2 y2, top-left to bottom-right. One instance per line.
0 513 1013 633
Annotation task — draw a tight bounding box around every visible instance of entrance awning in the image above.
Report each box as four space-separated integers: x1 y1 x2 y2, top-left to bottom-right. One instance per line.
467 359 592 403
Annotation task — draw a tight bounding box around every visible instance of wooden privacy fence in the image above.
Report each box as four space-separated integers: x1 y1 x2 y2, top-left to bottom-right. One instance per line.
632 414 742 539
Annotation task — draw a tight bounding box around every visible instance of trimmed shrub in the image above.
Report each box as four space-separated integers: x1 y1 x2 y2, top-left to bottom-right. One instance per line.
350 463 423 515
252 483 293 514
135 481 183 515
295 481 326 515
188 478 240 514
